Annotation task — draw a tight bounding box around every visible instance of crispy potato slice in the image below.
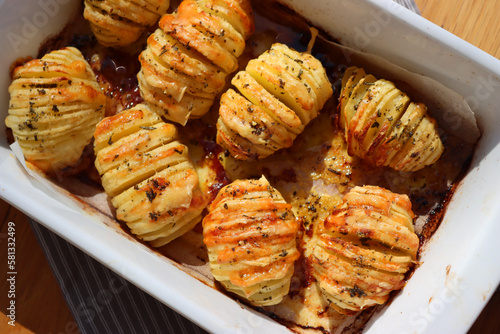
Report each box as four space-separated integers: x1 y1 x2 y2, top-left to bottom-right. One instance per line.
344 75 377 132
273 43 332 108
219 89 295 150
363 89 410 157
389 111 439 171
258 51 321 112
246 58 315 125
231 71 304 134
421 133 444 166
197 0 255 39
375 102 426 167
338 67 366 130
216 117 275 160
137 70 213 125
159 1 239 73
139 0 254 124
147 29 226 93
348 79 396 156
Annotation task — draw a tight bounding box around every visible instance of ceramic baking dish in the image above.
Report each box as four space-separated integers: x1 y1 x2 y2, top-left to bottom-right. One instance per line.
1 0 499 333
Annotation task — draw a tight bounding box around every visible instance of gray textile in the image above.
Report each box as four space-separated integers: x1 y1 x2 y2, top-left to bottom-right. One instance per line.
30 219 207 334
29 1 420 333
394 0 421 14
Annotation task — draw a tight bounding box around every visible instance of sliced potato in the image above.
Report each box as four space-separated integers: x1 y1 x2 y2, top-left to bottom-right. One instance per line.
216 43 333 160
83 0 169 47
5 47 105 174
94 104 206 247
338 67 444 171
138 0 254 124
344 75 377 125
338 67 366 130
202 176 300 306
348 79 396 156
305 186 419 314
231 71 304 134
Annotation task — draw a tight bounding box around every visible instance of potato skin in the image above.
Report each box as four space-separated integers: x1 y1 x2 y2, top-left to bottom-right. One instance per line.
305 186 420 314
202 176 300 306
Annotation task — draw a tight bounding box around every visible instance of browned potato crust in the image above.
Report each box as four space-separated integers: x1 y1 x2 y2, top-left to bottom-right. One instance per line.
216 43 333 160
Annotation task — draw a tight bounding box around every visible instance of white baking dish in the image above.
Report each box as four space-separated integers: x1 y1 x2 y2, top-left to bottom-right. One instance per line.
1 0 499 333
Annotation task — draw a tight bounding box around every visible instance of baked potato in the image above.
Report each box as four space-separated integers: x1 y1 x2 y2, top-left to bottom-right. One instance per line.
83 0 170 47
138 0 254 125
94 103 205 247
305 185 419 314
338 67 444 172
5 47 106 174
202 176 300 306
216 43 333 159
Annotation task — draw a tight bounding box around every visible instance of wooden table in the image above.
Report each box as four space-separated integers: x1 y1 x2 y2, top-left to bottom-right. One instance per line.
1 0 499 333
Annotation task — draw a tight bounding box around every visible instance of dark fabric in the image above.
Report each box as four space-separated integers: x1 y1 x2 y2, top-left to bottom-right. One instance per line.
394 0 421 14
30 219 208 334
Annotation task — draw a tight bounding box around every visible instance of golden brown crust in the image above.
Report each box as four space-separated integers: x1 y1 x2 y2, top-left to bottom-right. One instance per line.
138 0 254 124
5 47 106 174
83 0 170 47
216 43 333 160
202 176 300 306
305 186 419 314
94 103 206 247
338 66 444 172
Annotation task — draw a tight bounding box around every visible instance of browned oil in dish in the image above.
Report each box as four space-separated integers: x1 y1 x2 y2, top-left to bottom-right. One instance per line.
25 0 475 333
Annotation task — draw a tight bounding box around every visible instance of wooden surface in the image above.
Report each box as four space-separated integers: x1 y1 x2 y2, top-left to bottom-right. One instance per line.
417 0 500 59
0 203 79 334
1 0 499 333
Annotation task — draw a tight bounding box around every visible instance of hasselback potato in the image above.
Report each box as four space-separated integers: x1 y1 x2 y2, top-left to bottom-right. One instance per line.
217 43 333 160
5 47 106 174
305 185 419 314
202 176 300 306
339 67 444 172
94 103 205 247
138 0 254 125
83 0 170 47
